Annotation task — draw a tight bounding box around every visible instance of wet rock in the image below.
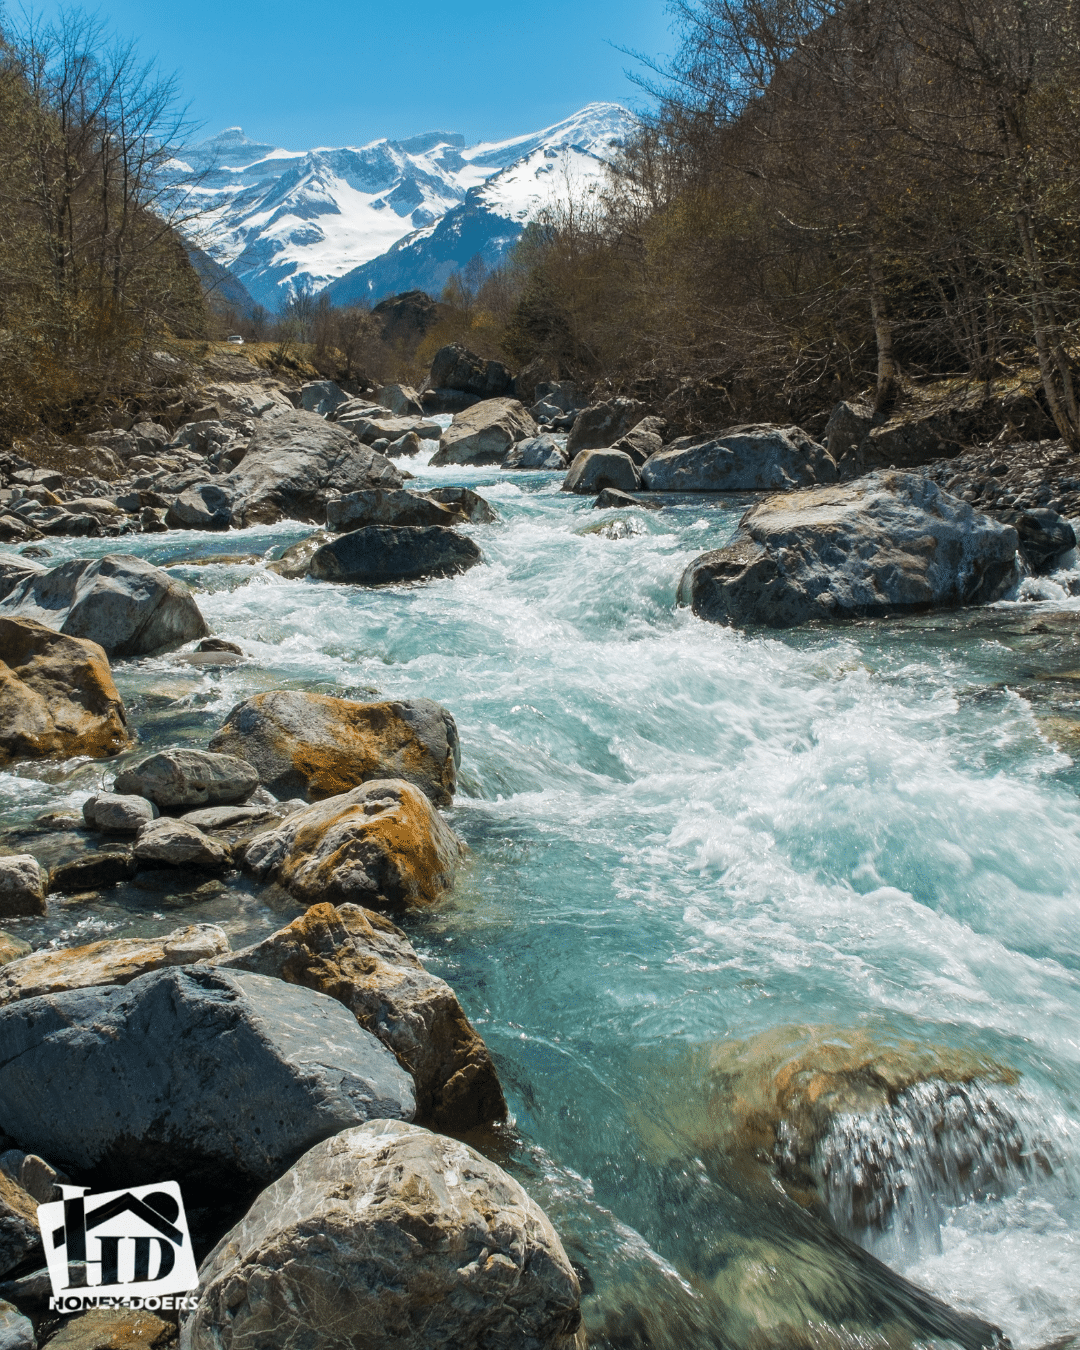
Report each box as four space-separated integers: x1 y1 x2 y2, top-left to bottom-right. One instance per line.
563 448 641 495
427 342 515 399
209 691 460 806
243 779 463 911
225 411 403 527
431 398 536 466
1004 507 1076 573
48 852 135 894
594 488 658 510
180 1120 583 1350
641 425 837 491
0 924 229 1005
566 398 647 455
308 525 481 585
0 935 29 967
0 1170 39 1281
0 859 46 920
326 488 461 532
343 414 443 446
504 435 569 470
165 484 234 531
299 380 349 417
423 486 498 523
196 637 243 655
385 430 422 457
133 818 230 871
679 471 1020 628
114 749 259 809
45 1307 173 1349
0 555 208 659
0 1297 34 1349
139 506 168 534
265 529 333 579
376 382 425 417
82 793 159 835
0 618 130 764
220 903 506 1131
0 966 415 1191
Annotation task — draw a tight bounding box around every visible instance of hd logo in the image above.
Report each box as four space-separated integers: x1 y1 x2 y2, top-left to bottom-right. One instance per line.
39 1182 198 1306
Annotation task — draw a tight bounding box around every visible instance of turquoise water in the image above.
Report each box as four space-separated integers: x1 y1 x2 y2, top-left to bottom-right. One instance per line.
4 460 1079 1347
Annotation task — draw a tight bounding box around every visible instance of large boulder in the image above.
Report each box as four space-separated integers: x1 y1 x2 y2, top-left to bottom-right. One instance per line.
565 397 647 455
430 398 536 466
376 382 425 417
0 617 130 764
165 483 234 530
220 903 506 1131
343 415 443 446
209 691 460 805
180 1121 584 1350
0 924 229 1005
0 966 415 1190
563 449 641 495
641 425 837 491
113 748 259 808
423 486 498 523
308 525 482 585
243 779 463 911
679 471 1020 628
326 488 461 532
300 380 349 416
0 555 208 658
225 411 403 527
1003 507 1077 573
824 401 877 463
427 343 515 399
504 435 569 470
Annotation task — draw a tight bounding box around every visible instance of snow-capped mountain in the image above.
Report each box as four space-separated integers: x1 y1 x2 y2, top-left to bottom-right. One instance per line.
171 103 635 311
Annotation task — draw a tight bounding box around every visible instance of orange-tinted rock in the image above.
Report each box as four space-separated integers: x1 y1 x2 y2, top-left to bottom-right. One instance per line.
0 616 129 763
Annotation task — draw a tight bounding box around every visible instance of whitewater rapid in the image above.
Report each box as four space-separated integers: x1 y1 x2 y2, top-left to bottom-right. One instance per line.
6 462 1079 1346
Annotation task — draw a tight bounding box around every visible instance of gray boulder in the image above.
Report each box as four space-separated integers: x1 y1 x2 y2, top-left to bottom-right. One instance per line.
534 379 577 411
855 411 963 473
423 486 498 523
504 435 569 470
0 859 46 921
1008 507 1077 573
0 1298 35 1348
385 430 422 457
421 388 481 415
82 792 159 835
0 554 208 658
326 489 461 533
309 526 482 585
0 1164 40 1281
428 343 514 399
180 1121 584 1350
431 398 536 466
165 483 234 531
133 818 229 871
0 967 415 1190
113 748 259 808
594 488 659 510
345 415 444 447
641 425 837 492
225 411 403 527
376 383 425 417
679 471 1020 628
566 397 646 455
824 401 877 463
300 380 349 416
563 449 641 495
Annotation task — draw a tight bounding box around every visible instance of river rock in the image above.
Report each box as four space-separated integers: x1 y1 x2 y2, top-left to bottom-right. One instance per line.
165 484 234 530
209 691 459 805
641 425 837 491
308 525 482 584
46 1307 173 1349
0 1170 40 1281
824 400 877 462
0 1297 34 1349
594 488 658 510
243 779 463 910
82 792 159 835
0 618 130 764
326 488 461 532
679 471 1020 628
1003 507 1077 573
113 749 259 808
345 415 444 446
376 382 425 417
855 409 963 473
0 859 46 922
563 448 641 495
428 342 515 399
180 1120 584 1350
504 435 569 470
225 411 403 527
221 903 506 1130
0 935 29 966
386 430 422 457
430 398 536 466
0 966 415 1190
423 486 498 523
133 818 230 871
48 851 135 894
300 380 349 417
566 397 647 455
0 555 208 658
265 529 334 579
0 924 229 1005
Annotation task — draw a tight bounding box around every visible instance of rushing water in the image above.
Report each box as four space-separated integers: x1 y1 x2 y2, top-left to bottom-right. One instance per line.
4 453 1080 1348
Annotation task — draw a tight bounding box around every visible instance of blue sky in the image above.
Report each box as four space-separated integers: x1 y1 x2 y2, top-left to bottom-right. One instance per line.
21 0 675 148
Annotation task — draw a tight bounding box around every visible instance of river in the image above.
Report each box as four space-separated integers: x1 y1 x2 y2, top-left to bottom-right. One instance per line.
4 454 1079 1347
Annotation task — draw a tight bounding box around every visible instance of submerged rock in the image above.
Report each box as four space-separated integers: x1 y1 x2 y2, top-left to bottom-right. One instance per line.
209 690 459 805
0 966 415 1190
181 1121 584 1350
265 529 334 579
0 618 130 764
679 471 1020 628
243 779 463 911
220 903 506 1131
563 449 641 495
308 525 481 585
641 425 837 492
113 748 259 808
431 398 536 466
0 554 208 658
